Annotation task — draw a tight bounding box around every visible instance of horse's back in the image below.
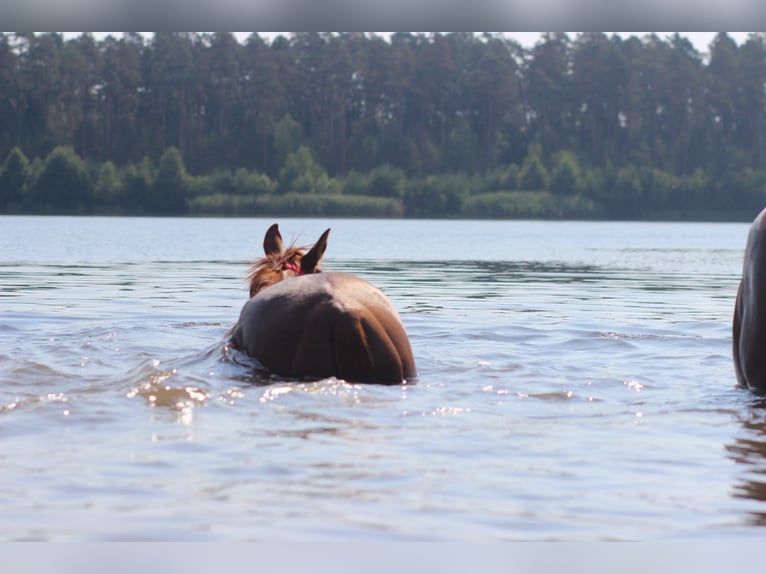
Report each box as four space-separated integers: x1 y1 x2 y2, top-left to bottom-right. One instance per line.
232 272 416 384
735 208 766 391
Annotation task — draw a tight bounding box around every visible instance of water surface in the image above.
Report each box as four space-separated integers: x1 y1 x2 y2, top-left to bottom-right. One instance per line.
0 215 762 540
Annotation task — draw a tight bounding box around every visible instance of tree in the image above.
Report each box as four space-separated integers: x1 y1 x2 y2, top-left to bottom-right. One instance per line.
63 34 101 159
239 33 287 172
151 146 189 213
570 33 626 165
122 157 154 212
144 33 195 157
99 33 143 164
17 33 64 157
0 146 29 210
202 32 242 169
737 35 766 168
444 116 480 173
519 144 549 190
341 170 369 195
467 35 522 168
550 151 582 195
667 34 704 171
705 33 741 176
32 146 92 212
94 161 122 207
0 32 765 219
272 114 305 174
611 165 645 217
366 164 405 198
0 34 19 156
277 145 339 194
526 33 572 153
233 168 275 196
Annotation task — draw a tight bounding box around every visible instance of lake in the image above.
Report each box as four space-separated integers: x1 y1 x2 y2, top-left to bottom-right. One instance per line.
0 215 763 541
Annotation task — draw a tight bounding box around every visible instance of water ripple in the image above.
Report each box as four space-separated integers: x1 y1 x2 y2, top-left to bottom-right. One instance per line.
0 216 755 541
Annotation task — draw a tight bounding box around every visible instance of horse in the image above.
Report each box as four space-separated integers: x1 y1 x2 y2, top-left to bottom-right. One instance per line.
734 207 766 392
230 223 417 385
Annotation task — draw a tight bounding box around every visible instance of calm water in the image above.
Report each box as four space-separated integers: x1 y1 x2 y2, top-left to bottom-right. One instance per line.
0 215 764 540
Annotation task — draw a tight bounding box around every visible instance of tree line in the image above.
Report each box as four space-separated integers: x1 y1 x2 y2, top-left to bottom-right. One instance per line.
1 31 766 219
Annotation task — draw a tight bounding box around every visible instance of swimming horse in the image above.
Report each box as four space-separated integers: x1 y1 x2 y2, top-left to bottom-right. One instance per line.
230 223 417 384
734 207 766 392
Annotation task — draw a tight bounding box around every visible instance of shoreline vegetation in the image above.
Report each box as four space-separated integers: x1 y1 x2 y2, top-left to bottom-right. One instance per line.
0 143 759 222
1 32 766 222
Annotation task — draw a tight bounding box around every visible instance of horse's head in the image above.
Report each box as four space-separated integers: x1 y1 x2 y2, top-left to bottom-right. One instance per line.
247 223 330 297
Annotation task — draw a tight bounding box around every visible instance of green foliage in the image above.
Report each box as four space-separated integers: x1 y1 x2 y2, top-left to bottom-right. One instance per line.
482 164 522 193
404 136 441 175
366 165 406 198
610 165 645 217
550 151 582 195
404 173 473 217
0 147 30 210
580 163 615 203
3 32 766 220
25 158 44 196
187 192 404 217
257 193 403 217
122 158 154 213
340 166 406 198
94 161 122 206
463 191 599 219
277 146 340 194
445 117 481 173
186 193 258 215
341 170 369 195
151 146 190 213
273 114 305 172
519 144 549 191
32 146 93 212
185 168 275 198
719 167 766 214
6 136 766 220
197 170 237 197
641 168 679 214
234 168 275 195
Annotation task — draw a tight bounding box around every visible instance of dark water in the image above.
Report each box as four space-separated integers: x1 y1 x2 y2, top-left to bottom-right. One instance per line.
0 215 763 540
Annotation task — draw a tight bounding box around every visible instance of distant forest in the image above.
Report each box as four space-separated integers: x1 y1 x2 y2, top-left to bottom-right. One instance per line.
1 31 766 219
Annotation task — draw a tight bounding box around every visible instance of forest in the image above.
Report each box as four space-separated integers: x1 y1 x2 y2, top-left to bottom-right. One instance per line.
1 31 766 220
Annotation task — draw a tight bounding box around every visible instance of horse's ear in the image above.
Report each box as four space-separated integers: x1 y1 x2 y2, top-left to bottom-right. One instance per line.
301 228 330 274
263 223 283 256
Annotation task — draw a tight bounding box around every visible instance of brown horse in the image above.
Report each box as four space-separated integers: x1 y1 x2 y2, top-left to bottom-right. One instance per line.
734 208 766 392
230 223 417 384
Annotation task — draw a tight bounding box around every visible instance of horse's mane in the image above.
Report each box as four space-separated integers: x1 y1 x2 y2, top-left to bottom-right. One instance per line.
247 244 307 297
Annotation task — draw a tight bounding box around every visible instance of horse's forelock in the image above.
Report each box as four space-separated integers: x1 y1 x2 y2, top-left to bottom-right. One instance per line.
247 245 307 297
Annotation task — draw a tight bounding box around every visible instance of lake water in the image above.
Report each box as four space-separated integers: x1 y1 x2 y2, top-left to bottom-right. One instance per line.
1 215 764 541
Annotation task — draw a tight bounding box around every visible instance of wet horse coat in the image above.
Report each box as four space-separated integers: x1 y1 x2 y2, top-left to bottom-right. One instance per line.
734 207 766 391
231 224 416 384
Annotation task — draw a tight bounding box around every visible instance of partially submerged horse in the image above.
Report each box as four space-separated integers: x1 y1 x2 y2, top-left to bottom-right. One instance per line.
734 207 766 392
230 223 416 384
